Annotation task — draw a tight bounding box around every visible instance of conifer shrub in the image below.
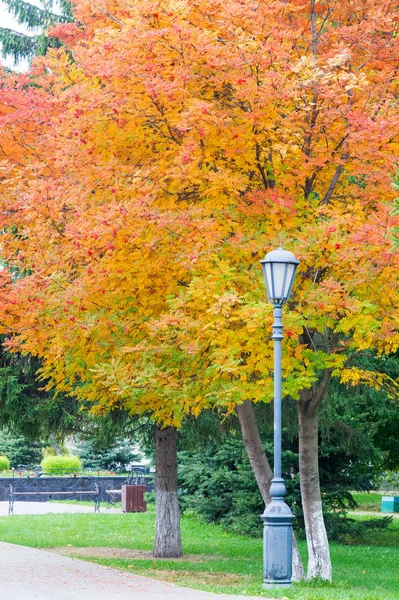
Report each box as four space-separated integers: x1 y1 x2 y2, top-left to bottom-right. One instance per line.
178 437 390 541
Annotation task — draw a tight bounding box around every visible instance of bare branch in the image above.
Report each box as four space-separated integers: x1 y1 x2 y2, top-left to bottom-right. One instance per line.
321 154 348 205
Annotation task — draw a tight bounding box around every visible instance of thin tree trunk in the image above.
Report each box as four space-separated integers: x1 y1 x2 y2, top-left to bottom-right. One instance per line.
153 425 182 558
236 401 273 503
236 400 305 582
298 384 332 580
51 438 63 455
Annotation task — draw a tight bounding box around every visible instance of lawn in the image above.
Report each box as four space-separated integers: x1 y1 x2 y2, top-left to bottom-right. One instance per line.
351 492 383 512
0 508 397 599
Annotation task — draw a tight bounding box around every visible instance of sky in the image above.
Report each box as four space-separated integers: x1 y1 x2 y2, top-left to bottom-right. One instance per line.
0 1 20 29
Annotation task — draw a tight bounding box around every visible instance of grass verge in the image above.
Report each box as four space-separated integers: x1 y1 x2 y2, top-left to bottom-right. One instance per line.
351 492 383 512
0 510 397 599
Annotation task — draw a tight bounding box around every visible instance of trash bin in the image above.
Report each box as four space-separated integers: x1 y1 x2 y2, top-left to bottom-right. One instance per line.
381 496 399 513
121 485 146 513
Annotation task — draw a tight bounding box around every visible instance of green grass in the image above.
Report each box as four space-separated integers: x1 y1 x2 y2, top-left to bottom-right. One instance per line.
0 510 397 599
351 492 383 512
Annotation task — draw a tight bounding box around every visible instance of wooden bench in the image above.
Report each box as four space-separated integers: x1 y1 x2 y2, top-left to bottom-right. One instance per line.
9 474 100 514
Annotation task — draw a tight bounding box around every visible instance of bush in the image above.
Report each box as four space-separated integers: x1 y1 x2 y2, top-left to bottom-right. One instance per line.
40 455 81 474
0 455 10 471
178 435 381 542
374 471 399 491
178 439 265 537
144 491 156 504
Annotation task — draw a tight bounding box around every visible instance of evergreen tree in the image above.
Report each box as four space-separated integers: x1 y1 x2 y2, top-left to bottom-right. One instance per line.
0 0 73 64
0 428 43 468
0 338 83 442
78 436 143 472
0 429 43 469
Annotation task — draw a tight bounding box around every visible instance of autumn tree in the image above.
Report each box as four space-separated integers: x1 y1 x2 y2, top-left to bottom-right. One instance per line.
390 170 399 249
1 0 399 577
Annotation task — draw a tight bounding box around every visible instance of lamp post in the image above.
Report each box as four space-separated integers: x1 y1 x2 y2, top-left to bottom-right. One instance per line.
260 246 299 588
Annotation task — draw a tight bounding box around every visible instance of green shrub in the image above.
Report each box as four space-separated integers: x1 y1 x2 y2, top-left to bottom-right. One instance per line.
144 491 156 505
178 439 265 537
0 455 10 471
40 455 81 474
374 470 399 491
178 436 382 542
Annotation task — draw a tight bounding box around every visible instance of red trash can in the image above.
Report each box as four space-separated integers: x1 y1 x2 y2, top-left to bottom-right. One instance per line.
121 485 147 512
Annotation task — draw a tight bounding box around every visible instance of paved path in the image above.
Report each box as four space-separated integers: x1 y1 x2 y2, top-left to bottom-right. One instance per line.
0 542 268 600
348 510 399 518
0 500 119 516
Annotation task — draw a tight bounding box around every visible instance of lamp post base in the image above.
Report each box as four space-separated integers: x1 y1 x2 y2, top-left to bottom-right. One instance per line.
261 480 294 587
263 582 292 589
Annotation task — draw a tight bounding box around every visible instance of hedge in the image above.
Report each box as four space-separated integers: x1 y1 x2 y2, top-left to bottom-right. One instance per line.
40 455 81 474
0 456 10 471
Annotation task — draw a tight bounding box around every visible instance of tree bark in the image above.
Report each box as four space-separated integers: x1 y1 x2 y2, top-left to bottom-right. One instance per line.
153 425 183 558
236 400 305 582
298 389 332 580
236 401 273 504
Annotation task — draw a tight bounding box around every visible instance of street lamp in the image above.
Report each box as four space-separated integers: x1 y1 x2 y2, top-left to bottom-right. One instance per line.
260 246 299 588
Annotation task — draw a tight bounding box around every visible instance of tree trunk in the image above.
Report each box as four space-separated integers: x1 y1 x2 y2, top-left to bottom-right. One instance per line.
298 392 332 580
236 400 305 582
51 438 63 455
153 425 183 558
236 401 273 504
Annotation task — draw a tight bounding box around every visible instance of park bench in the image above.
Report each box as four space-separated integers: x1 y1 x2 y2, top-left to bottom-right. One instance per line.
8 473 100 514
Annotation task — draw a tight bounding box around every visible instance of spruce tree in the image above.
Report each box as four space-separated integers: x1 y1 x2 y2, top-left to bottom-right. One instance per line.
0 341 82 442
0 0 73 65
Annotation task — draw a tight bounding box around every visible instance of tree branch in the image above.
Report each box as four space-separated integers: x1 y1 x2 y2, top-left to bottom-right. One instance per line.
321 154 348 205
312 368 332 409
310 0 318 61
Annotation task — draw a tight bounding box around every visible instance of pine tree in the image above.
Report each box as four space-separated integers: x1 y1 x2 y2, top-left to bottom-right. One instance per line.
0 0 72 64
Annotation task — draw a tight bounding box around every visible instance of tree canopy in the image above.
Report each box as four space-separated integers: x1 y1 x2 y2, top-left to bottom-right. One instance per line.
0 0 398 424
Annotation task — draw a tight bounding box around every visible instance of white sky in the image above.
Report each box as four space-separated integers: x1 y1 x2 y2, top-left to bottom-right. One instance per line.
0 1 22 29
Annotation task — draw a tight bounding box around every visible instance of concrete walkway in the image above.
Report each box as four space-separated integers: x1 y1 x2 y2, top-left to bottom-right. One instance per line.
348 510 399 518
0 500 119 515
0 542 269 600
